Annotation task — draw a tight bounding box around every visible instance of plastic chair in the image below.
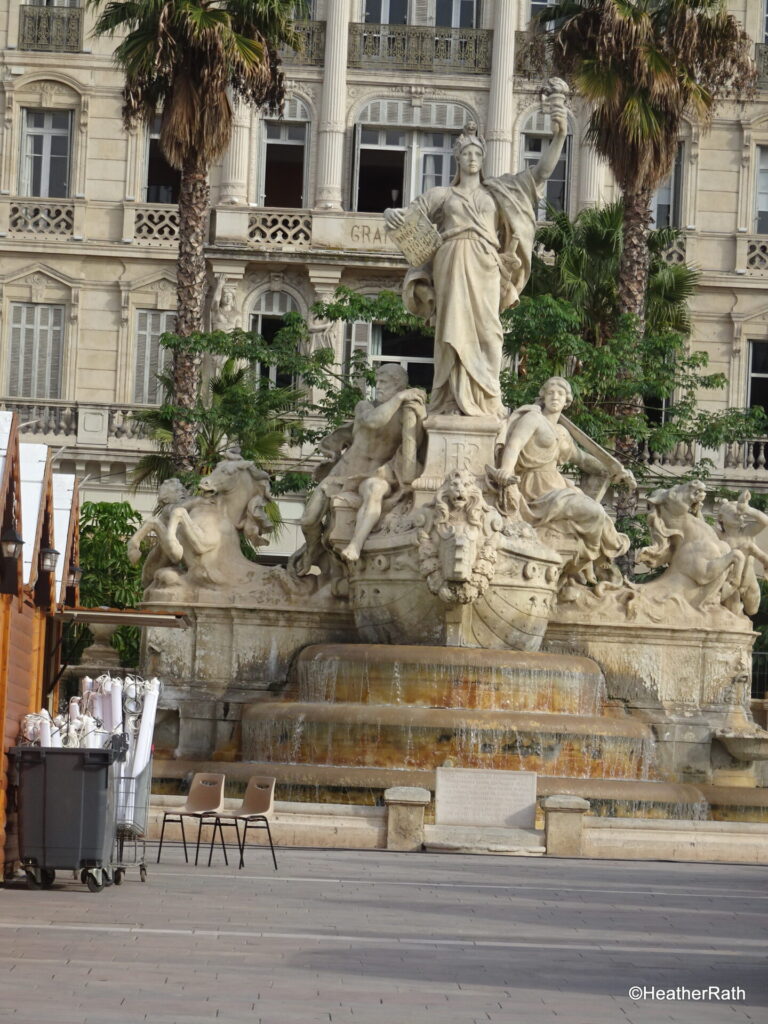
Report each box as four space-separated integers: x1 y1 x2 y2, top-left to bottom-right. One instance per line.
210 776 277 870
157 773 227 866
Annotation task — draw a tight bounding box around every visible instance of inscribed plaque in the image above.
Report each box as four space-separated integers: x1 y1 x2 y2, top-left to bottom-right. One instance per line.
435 768 537 828
387 208 442 267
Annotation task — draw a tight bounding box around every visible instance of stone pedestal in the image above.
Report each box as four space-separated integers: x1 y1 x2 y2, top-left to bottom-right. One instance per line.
543 795 590 857
411 414 502 507
384 786 431 851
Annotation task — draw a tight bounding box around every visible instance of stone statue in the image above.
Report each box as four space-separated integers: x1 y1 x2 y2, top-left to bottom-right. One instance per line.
289 363 426 576
383 85 569 418
490 377 635 581
127 477 190 592
210 277 240 332
132 453 274 602
636 480 747 613
716 490 768 615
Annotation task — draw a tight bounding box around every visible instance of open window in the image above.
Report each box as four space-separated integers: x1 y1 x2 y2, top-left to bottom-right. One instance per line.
260 100 309 208
651 143 683 229
757 146 768 234
345 321 434 391
250 291 299 389
145 116 180 203
355 127 407 213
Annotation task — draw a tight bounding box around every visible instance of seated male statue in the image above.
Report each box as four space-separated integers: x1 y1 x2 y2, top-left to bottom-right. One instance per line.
290 363 426 576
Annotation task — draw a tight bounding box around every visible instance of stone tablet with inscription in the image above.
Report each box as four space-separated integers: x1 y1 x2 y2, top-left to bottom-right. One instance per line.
387 208 442 267
435 768 537 828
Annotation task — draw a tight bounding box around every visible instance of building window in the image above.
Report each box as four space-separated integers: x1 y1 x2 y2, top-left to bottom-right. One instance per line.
765 0 768 43
651 143 684 228
251 291 299 389
20 109 72 198
521 111 571 220
8 302 65 399
354 128 458 212
757 146 768 234
145 116 181 203
749 341 768 418
345 321 434 390
364 0 407 24
134 309 175 404
420 132 458 192
435 0 478 27
260 100 309 208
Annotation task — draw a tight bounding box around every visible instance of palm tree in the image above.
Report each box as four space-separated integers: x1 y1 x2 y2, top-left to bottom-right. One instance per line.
528 201 699 345
88 0 301 471
541 0 754 332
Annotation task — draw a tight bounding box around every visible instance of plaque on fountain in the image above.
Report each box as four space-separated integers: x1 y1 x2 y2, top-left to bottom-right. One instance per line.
435 768 537 829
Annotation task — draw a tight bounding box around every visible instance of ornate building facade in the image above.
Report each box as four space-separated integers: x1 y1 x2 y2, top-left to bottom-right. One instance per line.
0 0 767 554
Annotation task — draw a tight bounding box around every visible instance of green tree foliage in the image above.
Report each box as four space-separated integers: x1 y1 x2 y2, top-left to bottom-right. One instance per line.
68 501 145 667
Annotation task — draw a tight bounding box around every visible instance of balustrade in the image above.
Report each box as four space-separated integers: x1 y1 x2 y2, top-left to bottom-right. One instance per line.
746 238 768 272
9 201 74 237
108 406 149 442
757 44 768 91
724 438 768 472
0 400 77 438
248 210 312 247
661 235 687 265
348 23 492 74
19 5 83 53
282 20 326 66
134 204 180 246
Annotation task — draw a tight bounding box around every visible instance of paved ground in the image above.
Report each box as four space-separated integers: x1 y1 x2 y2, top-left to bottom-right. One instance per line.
0 843 766 1024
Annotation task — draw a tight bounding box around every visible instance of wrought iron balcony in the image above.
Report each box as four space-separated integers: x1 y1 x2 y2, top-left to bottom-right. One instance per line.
348 23 492 75
282 20 326 65
19 5 83 53
757 43 768 90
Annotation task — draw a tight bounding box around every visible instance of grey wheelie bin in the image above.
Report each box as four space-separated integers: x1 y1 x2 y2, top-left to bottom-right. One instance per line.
8 746 118 892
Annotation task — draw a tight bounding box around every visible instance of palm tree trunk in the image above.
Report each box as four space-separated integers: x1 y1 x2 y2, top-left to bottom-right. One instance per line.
172 153 209 472
618 186 653 329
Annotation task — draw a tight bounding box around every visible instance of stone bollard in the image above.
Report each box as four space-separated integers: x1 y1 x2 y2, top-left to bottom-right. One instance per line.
543 795 590 857
384 786 431 852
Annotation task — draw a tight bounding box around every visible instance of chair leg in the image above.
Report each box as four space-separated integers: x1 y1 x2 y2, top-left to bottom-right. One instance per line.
194 817 205 867
263 818 278 871
235 821 244 870
218 818 228 867
179 816 188 864
156 813 168 863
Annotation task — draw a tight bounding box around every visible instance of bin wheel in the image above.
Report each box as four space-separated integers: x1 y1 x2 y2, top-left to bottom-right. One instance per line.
80 869 88 884
41 868 55 889
85 872 103 893
102 870 114 887
113 868 125 886
25 870 42 890
139 865 147 883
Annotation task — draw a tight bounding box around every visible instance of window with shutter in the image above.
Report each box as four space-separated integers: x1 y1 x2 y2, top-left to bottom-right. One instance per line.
145 115 181 203
134 309 175 404
345 321 434 390
7 302 65 399
651 143 684 229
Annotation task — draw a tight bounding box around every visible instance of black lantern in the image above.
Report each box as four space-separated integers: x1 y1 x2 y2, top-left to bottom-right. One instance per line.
66 564 83 587
0 526 23 560
39 547 59 573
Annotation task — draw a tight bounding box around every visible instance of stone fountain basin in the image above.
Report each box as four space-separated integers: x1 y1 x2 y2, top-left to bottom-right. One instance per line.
716 731 768 762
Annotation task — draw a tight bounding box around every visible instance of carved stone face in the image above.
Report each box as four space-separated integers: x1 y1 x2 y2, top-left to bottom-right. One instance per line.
541 383 569 415
445 471 474 509
457 144 483 178
375 367 407 402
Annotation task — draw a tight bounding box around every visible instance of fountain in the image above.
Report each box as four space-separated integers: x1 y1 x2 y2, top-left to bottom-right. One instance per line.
135 107 768 827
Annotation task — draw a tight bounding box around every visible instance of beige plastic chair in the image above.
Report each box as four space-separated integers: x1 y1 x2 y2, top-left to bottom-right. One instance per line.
210 776 277 870
157 773 226 866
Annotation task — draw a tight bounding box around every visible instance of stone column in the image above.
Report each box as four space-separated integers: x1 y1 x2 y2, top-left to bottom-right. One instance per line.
384 786 431 851
219 99 251 205
484 2 517 177
315 0 350 210
543 795 590 857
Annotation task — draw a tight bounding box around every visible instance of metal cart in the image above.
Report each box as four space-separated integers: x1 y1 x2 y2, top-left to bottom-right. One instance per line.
113 757 152 884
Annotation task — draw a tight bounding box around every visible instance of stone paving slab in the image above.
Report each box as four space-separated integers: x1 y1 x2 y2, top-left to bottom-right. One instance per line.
1 846 766 1023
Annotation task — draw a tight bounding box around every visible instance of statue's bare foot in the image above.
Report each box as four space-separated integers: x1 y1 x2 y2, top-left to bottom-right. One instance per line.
340 542 361 563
